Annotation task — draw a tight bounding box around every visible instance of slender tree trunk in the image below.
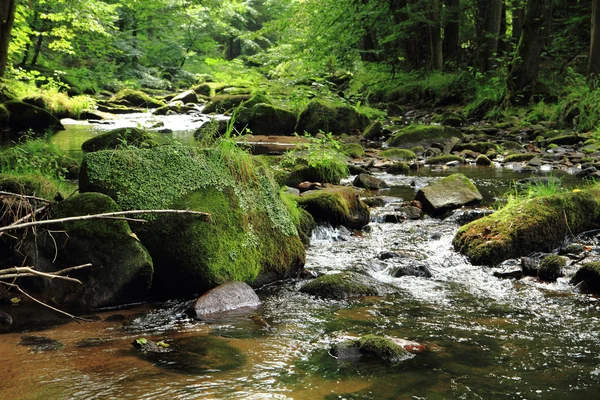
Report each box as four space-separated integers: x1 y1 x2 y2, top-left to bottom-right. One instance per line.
31 34 43 67
512 3 525 45
0 0 16 78
443 0 460 64
474 0 503 72
589 0 600 76
357 0 379 62
226 37 241 60
506 0 553 102
429 0 443 70
132 18 138 66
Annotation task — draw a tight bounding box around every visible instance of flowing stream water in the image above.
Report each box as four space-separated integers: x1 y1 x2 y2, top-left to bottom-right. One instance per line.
1 114 599 399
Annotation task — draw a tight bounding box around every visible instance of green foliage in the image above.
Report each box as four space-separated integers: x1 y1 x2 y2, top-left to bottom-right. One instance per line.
0 137 76 179
496 178 565 210
379 148 417 161
555 70 600 131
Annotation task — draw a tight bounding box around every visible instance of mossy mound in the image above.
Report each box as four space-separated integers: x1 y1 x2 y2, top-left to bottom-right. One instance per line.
571 263 600 293
363 120 383 140
379 148 417 161
3 100 64 136
546 134 587 146
386 124 462 150
475 154 492 166
537 254 565 282
300 271 393 299
386 162 410 175
342 143 365 158
81 127 158 152
356 335 411 364
232 92 272 126
453 186 600 266
503 153 538 163
296 186 369 229
79 146 305 297
296 99 370 135
18 193 153 311
425 154 464 165
432 112 465 127
202 94 252 114
455 142 500 154
0 174 68 200
110 89 166 108
192 83 212 96
280 161 349 187
248 103 297 136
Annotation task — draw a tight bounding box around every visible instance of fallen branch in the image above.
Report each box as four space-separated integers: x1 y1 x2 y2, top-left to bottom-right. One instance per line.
0 209 211 234
0 191 53 204
0 204 49 238
0 280 93 323
0 263 92 284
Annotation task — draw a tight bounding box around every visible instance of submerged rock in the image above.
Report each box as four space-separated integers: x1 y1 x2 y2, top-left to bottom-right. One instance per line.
571 263 600 293
0 311 13 333
300 271 395 299
19 335 64 352
193 282 260 318
394 265 432 278
415 174 482 215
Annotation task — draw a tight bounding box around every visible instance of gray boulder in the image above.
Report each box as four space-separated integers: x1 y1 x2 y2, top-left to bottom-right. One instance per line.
415 173 482 215
193 282 260 318
353 173 389 190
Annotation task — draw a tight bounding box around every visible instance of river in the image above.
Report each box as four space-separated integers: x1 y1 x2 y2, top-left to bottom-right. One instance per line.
1 114 599 399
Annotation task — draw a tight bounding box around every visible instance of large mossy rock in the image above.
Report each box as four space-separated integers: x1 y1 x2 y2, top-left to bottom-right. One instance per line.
18 193 153 311
79 146 305 298
110 89 166 108
3 100 64 135
415 174 482 215
296 99 370 135
248 103 297 135
81 127 158 152
572 263 600 293
386 124 463 151
296 186 370 229
300 271 395 299
453 186 600 266
202 94 252 114
232 92 271 126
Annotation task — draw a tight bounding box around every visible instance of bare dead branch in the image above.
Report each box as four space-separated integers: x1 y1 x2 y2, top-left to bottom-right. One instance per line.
0 209 211 234
0 281 93 323
0 204 49 238
0 265 89 284
0 191 53 204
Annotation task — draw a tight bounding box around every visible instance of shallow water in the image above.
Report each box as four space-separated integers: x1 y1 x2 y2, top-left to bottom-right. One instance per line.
2 117 599 399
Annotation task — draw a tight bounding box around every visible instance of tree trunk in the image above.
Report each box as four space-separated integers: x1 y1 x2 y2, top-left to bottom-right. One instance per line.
226 37 241 60
132 18 138 66
443 0 460 64
429 0 443 70
589 0 600 76
30 34 43 67
512 3 525 44
474 0 503 72
0 0 16 78
506 0 553 102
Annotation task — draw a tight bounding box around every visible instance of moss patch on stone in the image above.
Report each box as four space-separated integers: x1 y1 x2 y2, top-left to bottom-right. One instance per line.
0 173 71 200
537 254 565 282
453 186 600 266
386 124 462 149
296 186 369 229
81 127 158 152
356 335 410 364
342 143 365 158
296 99 370 135
110 89 166 108
455 142 500 154
300 272 380 299
203 94 252 114
379 148 417 161
572 263 600 293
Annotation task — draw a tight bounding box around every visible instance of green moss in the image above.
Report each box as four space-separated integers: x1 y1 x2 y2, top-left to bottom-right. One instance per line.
572 263 600 293
0 173 73 200
386 124 463 149
425 154 464 165
296 186 369 229
192 83 212 96
453 186 600 266
386 162 410 174
110 89 166 108
503 153 537 163
455 142 500 153
546 134 587 146
363 120 383 140
248 103 297 135
296 99 370 135
538 254 565 282
410 146 425 154
356 334 409 364
547 143 559 149
233 92 272 126
281 161 349 187
79 145 305 297
342 143 364 158
81 128 158 152
300 272 378 299
475 154 492 166
379 148 417 161
203 94 252 114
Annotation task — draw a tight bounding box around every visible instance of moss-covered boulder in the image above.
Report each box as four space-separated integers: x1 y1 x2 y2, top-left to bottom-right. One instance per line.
248 103 297 135
192 83 212 96
110 89 166 108
81 127 158 152
387 124 463 151
3 100 64 135
231 92 271 126
571 263 600 293
363 120 383 140
202 94 252 114
17 193 153 311
79 146 305 298
432 112 465 127
379 148 417 161
296 186 370 229
415 174 482 215
537 254 565 282
453 187 600 266
353 173 389 190
300 271 394 299
296 99 370 135
503 153 538 163
475 154 492 166
546 134 587 146
386 162 410 175
455 142 500 154
171 90 198 104
341 143 364 158
356 335 412 364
